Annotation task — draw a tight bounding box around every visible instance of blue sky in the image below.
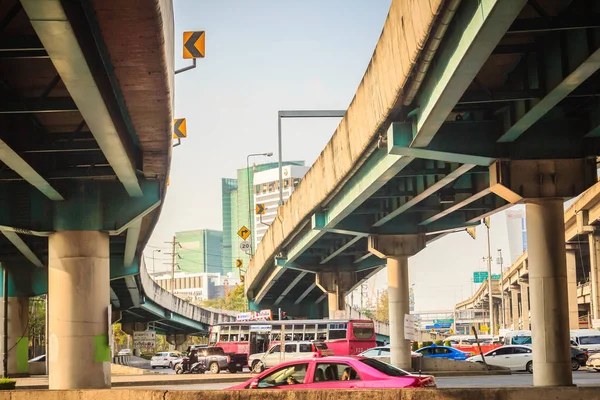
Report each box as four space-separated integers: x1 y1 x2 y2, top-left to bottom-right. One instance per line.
147 1 526 311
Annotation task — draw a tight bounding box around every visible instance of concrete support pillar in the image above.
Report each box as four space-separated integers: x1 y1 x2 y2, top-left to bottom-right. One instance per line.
368 234 425 371
0 297 29 376
166 334 188 347
526 199 572 386
316 271 356 319
588 234 600 320
48 231 110 389
503 293 510 330
565 245 580 329
520 283 529 330
511 289 519 330
387 256 411 370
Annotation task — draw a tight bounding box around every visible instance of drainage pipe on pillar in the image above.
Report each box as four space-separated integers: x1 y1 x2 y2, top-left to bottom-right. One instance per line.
2 265 7 378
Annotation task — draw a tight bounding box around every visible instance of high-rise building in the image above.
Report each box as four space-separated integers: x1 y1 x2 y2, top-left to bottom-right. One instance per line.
504 206 527 265
221 161 305 275
253 164 309 247
174 229 223 274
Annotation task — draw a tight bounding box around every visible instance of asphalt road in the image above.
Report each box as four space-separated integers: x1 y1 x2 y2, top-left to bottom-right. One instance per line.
119 370 600 390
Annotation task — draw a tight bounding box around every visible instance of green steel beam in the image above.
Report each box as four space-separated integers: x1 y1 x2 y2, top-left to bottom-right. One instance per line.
319 235 363 264
21 0 143 197
498 47 600 142
294 282 317 305
274 272 307 306
457 89 543 104
275 258 316 274
0 166 115 182
0 98 77 114
124 220 141 267
413 0 527 147
0 231 43 268
420 188 492 225
0 138 63 200
373 163 475 227
254 266 285 304
285 213 327 264
507 15 600 34
353 252 373 264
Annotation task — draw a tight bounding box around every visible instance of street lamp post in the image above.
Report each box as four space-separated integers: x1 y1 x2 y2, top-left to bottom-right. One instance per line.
277 110 345 205
246 152 273 256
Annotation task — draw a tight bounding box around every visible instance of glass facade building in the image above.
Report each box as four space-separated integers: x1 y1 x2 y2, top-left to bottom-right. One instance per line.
175 229 223 274
221 161 305 276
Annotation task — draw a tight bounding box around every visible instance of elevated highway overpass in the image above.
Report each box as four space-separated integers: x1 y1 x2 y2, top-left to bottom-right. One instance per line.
0 0 233 389
248 0 600 385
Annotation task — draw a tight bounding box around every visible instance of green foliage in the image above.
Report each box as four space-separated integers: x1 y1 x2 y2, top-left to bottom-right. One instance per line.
422 341 433 347
444 340 452 347
0 378 15 390
201 284 247 312
411 342 419 351
375 291 389 323
113 324 129 346
434 340 443 346
29 296 46 356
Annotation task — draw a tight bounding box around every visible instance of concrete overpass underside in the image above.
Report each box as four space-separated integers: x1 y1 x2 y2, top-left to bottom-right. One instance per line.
248 0 600 384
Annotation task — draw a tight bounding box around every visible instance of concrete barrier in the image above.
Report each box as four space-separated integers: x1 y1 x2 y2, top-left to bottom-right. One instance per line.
410 357 511 376
111 364 157 376
4 388 600 399
27 362 45 376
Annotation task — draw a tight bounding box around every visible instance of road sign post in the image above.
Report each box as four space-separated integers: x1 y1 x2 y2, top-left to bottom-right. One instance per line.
255 204 265 215
237 226 251 241
235 259 243 269
239 241 251 254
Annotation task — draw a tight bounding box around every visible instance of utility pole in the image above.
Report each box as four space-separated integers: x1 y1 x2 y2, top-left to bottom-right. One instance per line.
497 249 504 329
171 235 176 294
484 217 494 336
2 264 7 378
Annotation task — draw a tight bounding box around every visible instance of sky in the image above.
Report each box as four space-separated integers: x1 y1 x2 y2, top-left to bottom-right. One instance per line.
146 1 530 312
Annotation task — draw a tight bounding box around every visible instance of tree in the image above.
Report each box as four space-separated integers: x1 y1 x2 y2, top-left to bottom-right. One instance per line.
375 291 389 323
200 284 247 312
28 296 46 357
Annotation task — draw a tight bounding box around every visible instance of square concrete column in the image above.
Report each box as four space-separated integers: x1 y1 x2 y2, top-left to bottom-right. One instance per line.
48 231 110 389
0 297 29 377
588 234 600 320
511 289 520 330
368 234 425 370
503 292 511 330
520 283 529 330
565 244 580 329
526 199 572 386
315 271 357 318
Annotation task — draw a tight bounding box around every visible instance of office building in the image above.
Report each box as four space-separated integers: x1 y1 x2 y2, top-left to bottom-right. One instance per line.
174 229 223 274
153 271 238 302
253 164 310 247
221 161 305 275
504 206 527 266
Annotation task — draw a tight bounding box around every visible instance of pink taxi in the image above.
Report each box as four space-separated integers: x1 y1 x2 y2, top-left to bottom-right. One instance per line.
228 356 436 390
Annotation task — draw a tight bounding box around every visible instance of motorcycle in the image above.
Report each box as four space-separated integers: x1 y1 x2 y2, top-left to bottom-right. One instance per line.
175 358 206 374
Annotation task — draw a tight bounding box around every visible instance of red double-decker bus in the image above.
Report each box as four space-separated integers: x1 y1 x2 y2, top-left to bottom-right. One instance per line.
208 319 376 366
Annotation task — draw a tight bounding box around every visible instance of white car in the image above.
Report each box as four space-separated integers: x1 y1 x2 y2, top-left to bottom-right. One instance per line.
150 351 182 369
117 349 132 356
587 352 600 372
359 345 422 359
468 345 533 373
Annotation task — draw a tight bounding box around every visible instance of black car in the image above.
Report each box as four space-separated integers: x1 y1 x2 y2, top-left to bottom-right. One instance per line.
571 346 588 371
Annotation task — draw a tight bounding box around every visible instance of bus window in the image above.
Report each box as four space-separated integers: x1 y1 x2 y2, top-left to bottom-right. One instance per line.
230 326 240 342
317 324 328 340
352 323 374 340
209 331 218 345
284 333 293 341
304 332 316 341
219 334 229 342
329 323 347 340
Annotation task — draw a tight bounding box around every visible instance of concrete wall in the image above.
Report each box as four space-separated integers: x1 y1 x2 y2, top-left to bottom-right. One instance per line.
247 0 446 293
111 364 157 376
4 388 598 399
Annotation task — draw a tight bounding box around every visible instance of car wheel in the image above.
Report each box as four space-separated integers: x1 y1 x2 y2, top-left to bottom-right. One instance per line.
169 362 173 369
228 367 237 373
151 366 156 369
526 361 533 374
252 360 265 373
571 359 580 371
209 362 220 374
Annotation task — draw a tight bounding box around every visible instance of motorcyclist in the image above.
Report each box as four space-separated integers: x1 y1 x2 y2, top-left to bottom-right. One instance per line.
181 349 199 372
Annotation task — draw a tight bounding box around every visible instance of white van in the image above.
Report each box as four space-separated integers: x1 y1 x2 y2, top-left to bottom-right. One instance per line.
570 329 600 352
248 341 333 372
504 330 532 346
